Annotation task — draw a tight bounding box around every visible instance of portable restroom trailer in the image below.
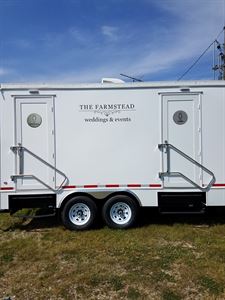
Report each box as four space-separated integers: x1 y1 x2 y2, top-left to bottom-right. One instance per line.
0 80 224 229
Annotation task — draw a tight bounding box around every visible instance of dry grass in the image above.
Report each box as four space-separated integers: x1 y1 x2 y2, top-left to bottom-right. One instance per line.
0 210 225 299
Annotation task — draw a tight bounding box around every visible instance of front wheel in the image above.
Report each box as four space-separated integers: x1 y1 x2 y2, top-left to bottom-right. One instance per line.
61 196 97 230
102 195 138 229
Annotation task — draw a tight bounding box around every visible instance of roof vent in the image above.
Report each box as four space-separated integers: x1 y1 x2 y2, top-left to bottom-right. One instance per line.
180 87 190 92
101 78 125 84
29 89 39 94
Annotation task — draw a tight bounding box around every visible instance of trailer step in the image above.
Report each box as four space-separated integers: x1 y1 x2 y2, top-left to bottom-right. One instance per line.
158 192 206 213
9 194 56 210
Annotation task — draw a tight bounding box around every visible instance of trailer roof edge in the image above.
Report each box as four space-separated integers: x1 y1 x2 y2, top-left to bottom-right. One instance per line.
0 80 225 90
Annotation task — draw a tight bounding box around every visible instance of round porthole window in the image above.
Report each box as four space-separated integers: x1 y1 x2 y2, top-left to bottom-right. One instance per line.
173 110 188 125
27 113 42 128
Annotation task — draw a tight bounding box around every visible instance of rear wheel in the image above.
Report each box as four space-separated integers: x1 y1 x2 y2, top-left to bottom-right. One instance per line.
102 195 138 229
61 196 97 230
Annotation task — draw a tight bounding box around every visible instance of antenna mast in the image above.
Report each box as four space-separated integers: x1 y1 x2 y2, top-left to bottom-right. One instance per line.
120 73 143 82
224 26 225 80
212 26 225 80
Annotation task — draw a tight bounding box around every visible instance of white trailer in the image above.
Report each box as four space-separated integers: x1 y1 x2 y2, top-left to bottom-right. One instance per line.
0 80 224 229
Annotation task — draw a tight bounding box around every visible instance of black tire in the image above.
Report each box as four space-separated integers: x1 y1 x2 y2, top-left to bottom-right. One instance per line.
61 196 97 230
102 195 138 229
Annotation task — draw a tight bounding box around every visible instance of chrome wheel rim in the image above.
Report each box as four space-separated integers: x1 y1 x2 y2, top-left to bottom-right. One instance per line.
69 203 91 225
110 202 132 225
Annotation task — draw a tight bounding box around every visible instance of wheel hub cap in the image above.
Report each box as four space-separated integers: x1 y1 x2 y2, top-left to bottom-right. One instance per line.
69 203 91 226
110 202 132 225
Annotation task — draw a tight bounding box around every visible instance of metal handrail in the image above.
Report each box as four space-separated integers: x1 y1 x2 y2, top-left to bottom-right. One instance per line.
158 141 216 192
10 144 68 192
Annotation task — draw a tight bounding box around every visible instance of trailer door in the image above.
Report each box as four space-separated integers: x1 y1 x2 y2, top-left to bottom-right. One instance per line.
15 96 55 191
161 94 201 188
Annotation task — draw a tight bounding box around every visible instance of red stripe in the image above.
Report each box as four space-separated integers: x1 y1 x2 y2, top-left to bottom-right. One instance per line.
213 183 225 187
84 185 98 188
127 184 141 188
105 184 120 188
63 185 76 189
149 184 162 188
62 183 162 189
0 187 14 190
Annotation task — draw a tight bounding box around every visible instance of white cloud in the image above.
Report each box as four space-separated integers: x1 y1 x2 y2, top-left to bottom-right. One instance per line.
101 26 118 41
4 38 32 49
15 39 31 49
0 67 11 77
69 27 87 43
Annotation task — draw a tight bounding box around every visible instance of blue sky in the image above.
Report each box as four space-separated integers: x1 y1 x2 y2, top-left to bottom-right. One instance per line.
0 0 225 83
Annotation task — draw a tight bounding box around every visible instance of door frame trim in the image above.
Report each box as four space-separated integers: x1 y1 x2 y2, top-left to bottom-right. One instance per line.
13 95 56 191
160 92 202 188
